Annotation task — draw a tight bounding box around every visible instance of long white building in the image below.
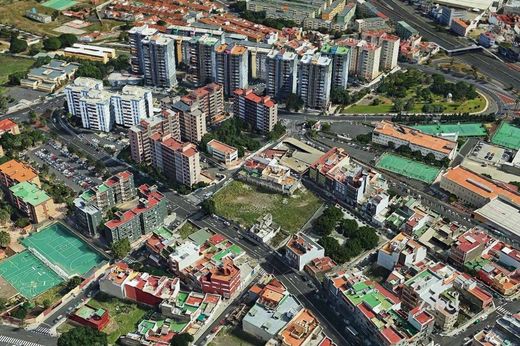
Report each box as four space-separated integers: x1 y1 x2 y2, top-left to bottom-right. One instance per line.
111 85 153 127
265 49 298 100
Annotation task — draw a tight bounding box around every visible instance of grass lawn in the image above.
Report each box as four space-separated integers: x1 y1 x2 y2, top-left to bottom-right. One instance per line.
88 292 148 344
209 326 262 346
34 282 67 306
342 94 486 114
56 322 76 334
213 181 322 233
178 222 198 239
0 54 34 84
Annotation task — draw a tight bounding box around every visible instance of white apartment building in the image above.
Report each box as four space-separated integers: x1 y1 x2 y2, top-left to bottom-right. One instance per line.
111 85 153 127
168 241 201 273
128 25 158 74
377 233 427 271
284 233 325 271
79 90 113 132
297 53 333 109
265 49 298 100
372 121 457 160
65 77 104 117
362 32 400 71
182 35 220 86
320 44 351 90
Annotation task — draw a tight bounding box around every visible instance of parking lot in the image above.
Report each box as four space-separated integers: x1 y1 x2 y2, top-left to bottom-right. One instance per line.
27 140 103 192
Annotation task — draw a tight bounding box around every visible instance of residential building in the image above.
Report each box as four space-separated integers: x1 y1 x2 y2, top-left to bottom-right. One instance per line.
111 85 153 127
432 292 460 332
180 83 225 125
79 89 114 132
297 53 332 110
104 184 168 243
373 121 458 160
354 17 389 32
337 3 357 27
278 309 322 346
363 32 400 71
207 139 238 165
285 233 325 271
182 35 220 86
65 77 104 117
449 229 495 268
440 166 520 207
265 49 298 100
243 278 303 341
215 43 249 96
0 159 40 190
73 197 103 238
396 21 419 39
169 241 202 273
233 88 278 133
320 44 351 90
401 267 456 311
21 60 79 93
25 8 52 23
172 100 207 143
305 256 337 276
128 110 180 164
200 258 241 298
377 233 427 271
0 119 20 136
245 214 280 244
479 32 496 48
498 246 520 270
63 43 116 64
342 39 382 81
241 156 299 195
100 263 180 306
472 330 504 346
150 134 200 187
141 34 177 88
69 305 110 331
9 182 57 224
128 25 158 75
322 0 345 20
246 0 322 24
308 147 369 205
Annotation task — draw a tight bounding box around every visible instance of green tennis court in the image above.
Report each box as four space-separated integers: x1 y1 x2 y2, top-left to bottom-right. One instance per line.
22 223 104 277
491 122 520 150
0 252 63 299
42 0 77 10
413 123 487 137
376 153 441 184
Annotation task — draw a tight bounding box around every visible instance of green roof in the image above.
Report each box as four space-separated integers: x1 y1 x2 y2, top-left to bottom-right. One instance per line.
155 226 174 240
97 184 110 193
404 269 432 285
80 189 95 202
188 229 211 246
170 321 188 333
75 305 96 319
320 44 350 55
10 182 50 206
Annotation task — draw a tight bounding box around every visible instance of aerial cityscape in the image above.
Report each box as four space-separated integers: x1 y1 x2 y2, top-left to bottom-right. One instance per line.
0 0 519 345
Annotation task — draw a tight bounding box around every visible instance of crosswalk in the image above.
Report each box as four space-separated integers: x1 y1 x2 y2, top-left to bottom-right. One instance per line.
0 335 44 346
496 305 514 316
31 327 52 336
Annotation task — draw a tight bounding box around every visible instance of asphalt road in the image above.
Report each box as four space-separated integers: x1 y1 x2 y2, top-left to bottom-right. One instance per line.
0 325 57 346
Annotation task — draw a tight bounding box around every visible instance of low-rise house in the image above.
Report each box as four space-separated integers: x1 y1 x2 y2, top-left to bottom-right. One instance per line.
377 233 427 271
69 305 110 331
0 119 20 136
206 139 238 165
241 156 299 195
245 213 280 244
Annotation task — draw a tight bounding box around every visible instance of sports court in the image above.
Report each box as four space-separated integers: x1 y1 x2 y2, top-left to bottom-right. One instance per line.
0 252 63 299
42 0 77 10
376 153 441 184
413 123 487 137
491 122 520 150
21 223 104 277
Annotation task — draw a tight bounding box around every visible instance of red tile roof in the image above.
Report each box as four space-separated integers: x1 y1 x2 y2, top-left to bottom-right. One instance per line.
381 327 403 345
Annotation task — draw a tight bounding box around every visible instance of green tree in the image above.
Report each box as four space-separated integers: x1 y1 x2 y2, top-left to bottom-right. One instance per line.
9 36 27 53
392 98 405 112
43 37 62 51
0 231 10 248
42 299 52 309
111 238 131 259
66 276 83 290
170 333 194 346
0 210 10 225
8 71 27 86
14 218 30 228
201 199 216 215
0 298 7 310
58 326 108 346
58 33 78 47
340 219 358 236
286 93 304 112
